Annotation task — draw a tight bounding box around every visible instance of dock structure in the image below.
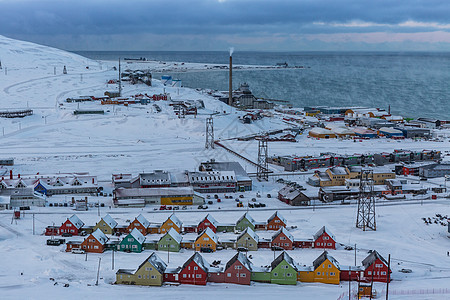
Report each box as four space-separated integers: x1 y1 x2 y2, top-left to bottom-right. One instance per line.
0 110 33 118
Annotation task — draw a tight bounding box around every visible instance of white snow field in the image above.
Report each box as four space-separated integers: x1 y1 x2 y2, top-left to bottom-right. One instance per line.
0 35 449 299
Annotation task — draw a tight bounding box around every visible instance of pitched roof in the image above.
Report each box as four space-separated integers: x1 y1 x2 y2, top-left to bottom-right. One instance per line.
67 214 84 229
196 227 218 244
237 213 255 226
91 229 108 245
362 250 388 269
268 211 286 225
166 213 182 228
313 251 340 270
237 227 259 243
313 226 336 241
271 251 297 271
272 227 294 241
135 214 150 228
137 252 167 274
225 252 253 272
200 214 218 227
165 228 182 244
182 252 210 273
129 228 146 244
101 214 118 229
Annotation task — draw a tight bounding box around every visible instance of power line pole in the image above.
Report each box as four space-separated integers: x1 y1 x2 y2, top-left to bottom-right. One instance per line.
118 58 122 97
386 254 391 300
257 138 268 181
356 169 376 231
112 249 115 270
95 257 101 286
205 116 214 149
32 213 35 235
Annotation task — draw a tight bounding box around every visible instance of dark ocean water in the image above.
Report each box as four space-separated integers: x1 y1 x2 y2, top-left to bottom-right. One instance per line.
74 51 450 119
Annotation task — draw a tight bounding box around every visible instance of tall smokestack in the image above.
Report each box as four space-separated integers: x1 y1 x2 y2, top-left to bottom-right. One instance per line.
229 48 234 106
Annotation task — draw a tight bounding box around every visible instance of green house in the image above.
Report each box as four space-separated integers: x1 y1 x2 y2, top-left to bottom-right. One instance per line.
251 267 271 283
236 213 256 231
157 228 182 252
117 228 145 253
270 252 298 285
116 252 167 286
216 224 235 232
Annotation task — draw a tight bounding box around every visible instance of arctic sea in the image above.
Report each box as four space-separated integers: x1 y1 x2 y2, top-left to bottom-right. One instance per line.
75 51 450 119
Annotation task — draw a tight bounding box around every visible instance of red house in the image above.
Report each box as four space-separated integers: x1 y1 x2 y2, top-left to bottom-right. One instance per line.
59 214 84 236
197 214 218 233
271 227 294 250
313 226 336 249
267 211 287 230
223 252 252 285
361 250 391 283
340 266 363 281
178 253 210 285
45 225 60 236
80 229 108 253
126 214 150 235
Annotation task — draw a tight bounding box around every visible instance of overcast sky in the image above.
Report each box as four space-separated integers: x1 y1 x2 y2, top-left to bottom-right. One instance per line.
2 0 450 51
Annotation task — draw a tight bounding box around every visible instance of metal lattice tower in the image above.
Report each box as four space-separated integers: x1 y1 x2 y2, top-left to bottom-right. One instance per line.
257 138 268 181
356 170 376 231
205 116 214 149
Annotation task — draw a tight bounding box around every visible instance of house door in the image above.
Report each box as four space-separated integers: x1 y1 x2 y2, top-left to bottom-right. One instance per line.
174 274 178 281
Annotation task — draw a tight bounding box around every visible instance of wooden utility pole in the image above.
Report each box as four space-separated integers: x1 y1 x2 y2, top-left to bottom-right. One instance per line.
95 257 101 286
32 213 35 235
369 263 375 300
386 254 391 300
112 249 115 270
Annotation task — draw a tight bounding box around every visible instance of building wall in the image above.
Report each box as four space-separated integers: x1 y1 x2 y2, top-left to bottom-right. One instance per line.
236 234 258 251
314 260 340 284
160 221 180 234
116 262 163 286
298 270 315 282
59 220 80 236
267 217 286 230
314 233 336 249
363 259 390 282
93 220 114 235
81 235 104 253
271 262 297 285
272 234 293 250
197 221 217 233
224 260 251 285
251 271 271 283
127 220 147 235
236 219 255 231
195 233 216 251
179 261 207 285
117 236 143 253
157 236 180 252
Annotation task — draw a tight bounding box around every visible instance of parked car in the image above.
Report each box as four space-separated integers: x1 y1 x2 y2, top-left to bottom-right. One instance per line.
200 247 213 253
159 205 167 210
173 206 180 210
79 231 87 236
207 200 213 205
217 199 221 203
248 203 254 208
239 194 244 198
207 195 211 199
236 202 243 208
182 206 187 210
214 194 219 199
237 247 248 252
259 203 266 207
235 198 240 202
61 233 72 237
71 248 86 254
267 194 272 198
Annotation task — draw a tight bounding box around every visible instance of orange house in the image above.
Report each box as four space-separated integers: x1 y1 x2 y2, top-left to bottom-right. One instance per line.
80 229 108 253
194 227 218 251
267 211 287 230
160 214 182 234
127 214 150 235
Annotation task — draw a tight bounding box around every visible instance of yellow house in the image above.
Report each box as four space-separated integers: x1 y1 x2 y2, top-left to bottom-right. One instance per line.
298 251 340 285
159 213 182 234
194 227 218 251
93 214 118 235
311 166 395 187
116 253 167 286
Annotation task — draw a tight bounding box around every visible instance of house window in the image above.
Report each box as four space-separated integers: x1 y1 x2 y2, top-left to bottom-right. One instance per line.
327 243 332 246
381 271 386 275
367 271 372 275
203 237 209 241
235 265 242 270
138 275 142 279
282 265 288 269
120 275 122 279
376 264 383 268
280 237 286 240
286 273 292 277
194 266 198 271
94 246 99 249
196 274 201 278
328 265 332 268
330 272 335 276
317 272 321 275
145 267 153 271
273 273 278 277
241 273 246 277
151 275 156 279
183 274 187 278
323 236 329 240
227 273 231 277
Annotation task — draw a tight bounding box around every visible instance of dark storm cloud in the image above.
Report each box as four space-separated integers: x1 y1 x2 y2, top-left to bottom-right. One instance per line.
2 0 450 36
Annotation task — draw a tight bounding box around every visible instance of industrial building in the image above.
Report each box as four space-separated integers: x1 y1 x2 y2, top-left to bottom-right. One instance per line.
113 187 204 207
419 163 450 178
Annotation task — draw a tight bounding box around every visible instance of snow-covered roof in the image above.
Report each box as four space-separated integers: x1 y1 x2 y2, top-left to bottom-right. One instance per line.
197 227 218 244
272 227 294 241
313 251 340 270
115 186 194 198
137 252 167 274
182 252 210 273
268 211 286 225
362 250 388 269
271 251 297 271
165 228 182 244
129 228 145 244
313 226 336 241
238 227 259 243
102 214 118 229
225 252 253 272
91 229 108 245
135 214 150 228
167 213 182 228
200 214 218 227
237 213 255 226
67 214 84 229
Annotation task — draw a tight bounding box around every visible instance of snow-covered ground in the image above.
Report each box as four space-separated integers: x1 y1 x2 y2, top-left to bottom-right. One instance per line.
0 35 449 299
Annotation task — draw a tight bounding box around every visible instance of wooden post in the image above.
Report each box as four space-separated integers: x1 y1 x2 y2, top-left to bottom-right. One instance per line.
95 257 101 286
386 254 391 300
369 263 375 300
